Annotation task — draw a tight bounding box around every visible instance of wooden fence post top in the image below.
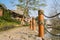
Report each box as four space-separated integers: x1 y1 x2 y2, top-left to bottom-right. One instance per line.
38 10 44 12
38 10 44 15
32 17 35 20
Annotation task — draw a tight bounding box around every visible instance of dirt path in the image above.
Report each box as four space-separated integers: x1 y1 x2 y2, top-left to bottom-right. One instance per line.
0 27 38 40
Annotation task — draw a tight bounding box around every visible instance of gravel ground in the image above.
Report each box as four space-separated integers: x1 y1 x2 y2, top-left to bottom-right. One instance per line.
0 26 59 40
0 27 38 40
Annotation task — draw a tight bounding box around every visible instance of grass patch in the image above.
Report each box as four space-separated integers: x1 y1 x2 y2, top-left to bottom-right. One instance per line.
23 22 30 26
0 18 21 31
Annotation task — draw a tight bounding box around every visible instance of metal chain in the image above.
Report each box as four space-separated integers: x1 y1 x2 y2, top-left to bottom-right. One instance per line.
43 13 60 18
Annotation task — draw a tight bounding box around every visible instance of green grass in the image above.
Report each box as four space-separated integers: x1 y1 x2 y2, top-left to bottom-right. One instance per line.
23 22 30 26
0 18 21 31
0 9 21 31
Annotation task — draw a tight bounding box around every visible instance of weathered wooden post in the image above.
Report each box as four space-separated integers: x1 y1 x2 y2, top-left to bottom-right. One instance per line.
38 10 44 40
30 19 32 30
32 17 36 30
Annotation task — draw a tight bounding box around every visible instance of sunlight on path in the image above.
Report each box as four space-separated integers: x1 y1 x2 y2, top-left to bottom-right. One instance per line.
0 27 38 40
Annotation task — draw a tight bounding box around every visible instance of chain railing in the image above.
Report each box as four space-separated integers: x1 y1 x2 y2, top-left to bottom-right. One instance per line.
45 25 60 37
43 13 60 18
43 13 60 40
29 10 60 40
44 24 60 40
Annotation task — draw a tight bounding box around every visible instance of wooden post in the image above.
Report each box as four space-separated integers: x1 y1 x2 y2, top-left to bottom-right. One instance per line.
0 9 3 16
32 17 36 30
38 10 44 40
30 19 32 30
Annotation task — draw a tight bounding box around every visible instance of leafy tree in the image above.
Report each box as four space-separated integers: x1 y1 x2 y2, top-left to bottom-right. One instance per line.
17 0 46 17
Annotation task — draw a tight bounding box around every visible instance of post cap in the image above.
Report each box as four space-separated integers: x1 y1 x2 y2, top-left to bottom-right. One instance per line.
38 10 44 15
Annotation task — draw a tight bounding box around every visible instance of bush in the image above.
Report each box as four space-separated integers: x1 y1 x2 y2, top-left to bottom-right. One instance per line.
0 21 20 31
0 14 21 31
0 9 21 31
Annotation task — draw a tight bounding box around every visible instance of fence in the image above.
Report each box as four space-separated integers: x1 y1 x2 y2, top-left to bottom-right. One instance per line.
30 10 60 40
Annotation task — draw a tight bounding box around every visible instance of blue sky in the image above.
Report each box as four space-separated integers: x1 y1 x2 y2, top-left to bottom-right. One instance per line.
0 0 19 10
0 0 60 18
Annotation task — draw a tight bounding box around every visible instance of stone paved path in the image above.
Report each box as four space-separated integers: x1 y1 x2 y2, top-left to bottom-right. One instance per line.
0 27 38 40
